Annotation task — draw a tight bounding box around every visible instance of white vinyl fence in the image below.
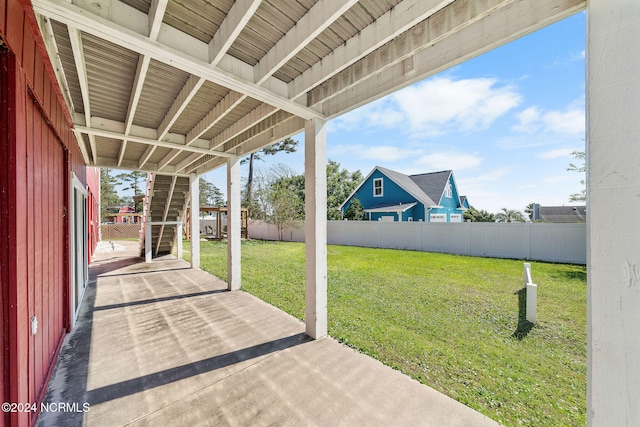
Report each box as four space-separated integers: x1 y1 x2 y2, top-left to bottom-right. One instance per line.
249 220 586 264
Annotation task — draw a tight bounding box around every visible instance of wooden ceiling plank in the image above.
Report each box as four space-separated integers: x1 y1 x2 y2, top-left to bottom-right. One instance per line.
288 0 457 100
254 0 358 85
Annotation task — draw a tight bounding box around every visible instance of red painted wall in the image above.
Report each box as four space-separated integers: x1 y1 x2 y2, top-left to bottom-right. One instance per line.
1 0 88 425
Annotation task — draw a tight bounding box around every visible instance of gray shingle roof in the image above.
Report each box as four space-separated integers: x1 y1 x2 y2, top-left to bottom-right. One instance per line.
376 166 439 207
408 170 452 205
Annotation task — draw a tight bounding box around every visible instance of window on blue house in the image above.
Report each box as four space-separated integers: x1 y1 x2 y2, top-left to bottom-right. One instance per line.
373 178 383 197
444 182 452 198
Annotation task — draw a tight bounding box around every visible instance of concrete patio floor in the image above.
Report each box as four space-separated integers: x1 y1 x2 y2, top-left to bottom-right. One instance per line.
37 241 500 427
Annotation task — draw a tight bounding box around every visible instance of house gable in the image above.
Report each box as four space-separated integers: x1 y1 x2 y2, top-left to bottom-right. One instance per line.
341 167 468 222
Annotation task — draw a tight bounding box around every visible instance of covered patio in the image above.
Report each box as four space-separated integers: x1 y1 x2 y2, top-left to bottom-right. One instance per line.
37 241 498 426
23 0 640 425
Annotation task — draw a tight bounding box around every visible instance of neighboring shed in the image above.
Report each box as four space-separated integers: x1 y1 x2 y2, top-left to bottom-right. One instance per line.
532 204 586 223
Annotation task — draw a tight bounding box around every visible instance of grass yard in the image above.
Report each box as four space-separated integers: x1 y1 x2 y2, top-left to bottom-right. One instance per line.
181 239 586 426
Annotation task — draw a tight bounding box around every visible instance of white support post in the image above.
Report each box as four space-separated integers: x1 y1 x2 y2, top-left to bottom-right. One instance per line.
145 216 152 263
304 117 327 339
587 2 640 426
189 174 200 269
523 263 536 324
227 156 241 291
177 219 183 260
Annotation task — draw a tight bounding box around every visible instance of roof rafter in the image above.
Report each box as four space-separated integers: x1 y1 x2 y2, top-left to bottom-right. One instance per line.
212 103 277 151
320 0 586 117
32 0 322 120
288 0 457 101
209 0 263 65
253 0 358 85
67 25 94 163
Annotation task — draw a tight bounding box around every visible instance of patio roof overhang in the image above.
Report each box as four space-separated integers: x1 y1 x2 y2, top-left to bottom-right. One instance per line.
31 0 585 177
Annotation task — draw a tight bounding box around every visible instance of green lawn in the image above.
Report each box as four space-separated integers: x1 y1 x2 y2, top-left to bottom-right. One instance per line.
181 240 586 426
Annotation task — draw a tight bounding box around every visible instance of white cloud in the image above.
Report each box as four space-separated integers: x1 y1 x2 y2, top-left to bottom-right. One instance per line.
513 99 585 136
330 76 522 138
392 77 522 136
543 108 585 135
414 152 483 171
330 144 422 162
538 148 575 159
512 106 541 133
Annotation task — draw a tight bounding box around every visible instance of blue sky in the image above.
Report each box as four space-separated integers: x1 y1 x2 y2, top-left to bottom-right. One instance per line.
205 12 587 215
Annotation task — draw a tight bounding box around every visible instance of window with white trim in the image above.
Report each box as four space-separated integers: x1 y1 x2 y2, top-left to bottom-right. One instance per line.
430 213 447 222
373 178 383 197
444 182 452 198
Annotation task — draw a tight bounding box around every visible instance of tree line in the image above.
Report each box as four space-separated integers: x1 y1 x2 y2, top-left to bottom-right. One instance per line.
101 141 586 227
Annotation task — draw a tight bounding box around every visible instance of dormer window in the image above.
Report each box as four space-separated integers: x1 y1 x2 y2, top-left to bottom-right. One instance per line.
373 178 383 197
444 182 452 198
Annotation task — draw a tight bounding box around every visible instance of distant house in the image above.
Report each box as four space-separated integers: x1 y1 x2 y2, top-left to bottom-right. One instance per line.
340 166 470 222
532 204 586 223
105 205 143 224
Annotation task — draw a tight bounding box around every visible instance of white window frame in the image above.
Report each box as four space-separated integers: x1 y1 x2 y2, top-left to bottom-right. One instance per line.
430 213 447 222
444 182 452 198
373 178 383 197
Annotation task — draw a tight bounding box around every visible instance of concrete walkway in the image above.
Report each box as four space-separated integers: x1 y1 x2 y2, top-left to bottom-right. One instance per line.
37 241 500 427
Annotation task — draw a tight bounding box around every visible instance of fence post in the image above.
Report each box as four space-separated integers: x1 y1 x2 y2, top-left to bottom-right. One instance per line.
524 263 537 323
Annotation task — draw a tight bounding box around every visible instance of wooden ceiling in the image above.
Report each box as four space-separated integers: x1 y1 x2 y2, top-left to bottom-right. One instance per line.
31 0 585 177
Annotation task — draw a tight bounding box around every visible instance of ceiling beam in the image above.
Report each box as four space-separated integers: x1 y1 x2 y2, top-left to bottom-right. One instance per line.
309 0 508 107
93 157 190 176
321 0 586 119
211 103 277 151
209 0 262 65
67 25 93 162
38 15 78 120
139 145 156 169
174 153 204 174
288 0 457 101
148 0 169 40
32 0 323 120
192 157 227 176
156 75 205 142
157 150 181 170
222 110 291 153
75 125 236 158
186 91 245 145
71 129 91 165
170 0 261 147
235 115 305 158
253 0 358 85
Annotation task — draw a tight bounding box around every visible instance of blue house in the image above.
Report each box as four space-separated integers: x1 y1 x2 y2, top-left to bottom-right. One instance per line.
340 167 470 222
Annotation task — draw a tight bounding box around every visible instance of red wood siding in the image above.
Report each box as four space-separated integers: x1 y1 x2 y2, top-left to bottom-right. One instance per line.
1 0 89 425
1 43 10 426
